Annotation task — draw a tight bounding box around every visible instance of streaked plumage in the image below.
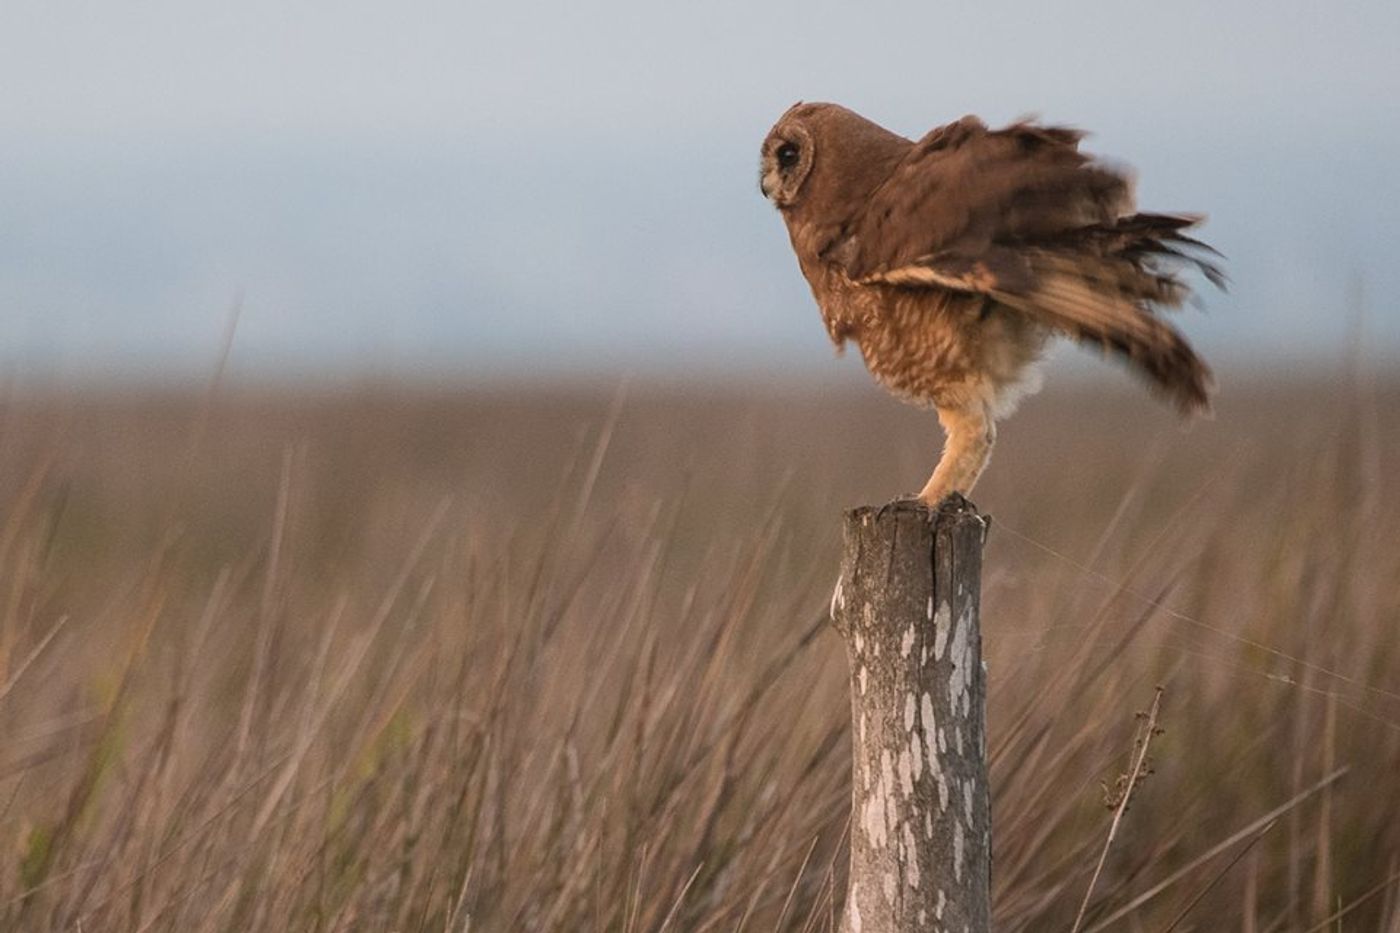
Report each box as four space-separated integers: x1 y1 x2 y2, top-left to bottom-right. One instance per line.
759 102 1221 503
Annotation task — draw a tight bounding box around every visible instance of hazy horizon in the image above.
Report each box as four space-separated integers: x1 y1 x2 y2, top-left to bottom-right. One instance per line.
3 0 1397 381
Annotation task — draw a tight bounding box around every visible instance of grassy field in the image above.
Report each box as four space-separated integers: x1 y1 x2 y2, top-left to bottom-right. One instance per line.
1 372 1398 931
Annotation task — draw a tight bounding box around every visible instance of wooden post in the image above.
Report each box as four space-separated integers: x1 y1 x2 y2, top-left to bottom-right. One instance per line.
830 495 991 933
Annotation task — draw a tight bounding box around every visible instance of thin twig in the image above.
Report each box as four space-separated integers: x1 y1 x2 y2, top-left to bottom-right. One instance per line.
1086 767 1349 931
1160 820 1277 932
775 835 821 932
1303 868 1400 933
0 615 68 707
1071 686 1164 933
656 861 705 933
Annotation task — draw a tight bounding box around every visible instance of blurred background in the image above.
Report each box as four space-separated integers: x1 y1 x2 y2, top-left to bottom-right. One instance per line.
4 3 1400 931
2 0 1397 383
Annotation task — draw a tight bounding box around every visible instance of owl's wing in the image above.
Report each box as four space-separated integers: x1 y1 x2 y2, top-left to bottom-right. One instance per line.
829 118 1221 412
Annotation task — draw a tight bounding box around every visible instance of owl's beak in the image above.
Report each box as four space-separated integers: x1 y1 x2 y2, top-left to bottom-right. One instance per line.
759 174 771 198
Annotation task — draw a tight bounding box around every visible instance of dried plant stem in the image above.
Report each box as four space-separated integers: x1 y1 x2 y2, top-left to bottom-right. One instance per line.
1086 768 1349 933
1071 686 1164 933
1160 819 1277 933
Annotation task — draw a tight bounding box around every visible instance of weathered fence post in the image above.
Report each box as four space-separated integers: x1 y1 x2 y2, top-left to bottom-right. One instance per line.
830 495 991 932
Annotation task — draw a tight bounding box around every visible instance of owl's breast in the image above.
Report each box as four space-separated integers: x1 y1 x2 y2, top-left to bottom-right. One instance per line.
851 287 985 408
806 268 1045 410
803 262 867 347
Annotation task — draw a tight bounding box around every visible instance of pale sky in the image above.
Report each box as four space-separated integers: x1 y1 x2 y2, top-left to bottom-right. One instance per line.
2 0 1398 379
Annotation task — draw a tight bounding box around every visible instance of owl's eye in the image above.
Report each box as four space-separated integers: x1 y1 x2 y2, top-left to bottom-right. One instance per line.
776 143 800 168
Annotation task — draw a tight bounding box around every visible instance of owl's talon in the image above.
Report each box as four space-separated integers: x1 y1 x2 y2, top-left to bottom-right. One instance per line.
875 494 927 521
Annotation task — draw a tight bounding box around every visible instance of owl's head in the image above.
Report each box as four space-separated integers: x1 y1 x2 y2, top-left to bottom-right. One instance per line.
759 102 910 215
759 104 818 208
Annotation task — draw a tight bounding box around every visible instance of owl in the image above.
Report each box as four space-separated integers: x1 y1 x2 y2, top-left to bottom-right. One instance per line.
760 102 1221 505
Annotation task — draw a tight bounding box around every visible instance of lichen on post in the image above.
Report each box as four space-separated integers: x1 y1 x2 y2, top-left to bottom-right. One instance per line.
830 495 991 933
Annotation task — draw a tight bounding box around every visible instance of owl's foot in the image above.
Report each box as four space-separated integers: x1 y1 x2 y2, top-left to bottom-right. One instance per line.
875 491 977 521
916 486 950 508
918 403 995 508
875 494 930 520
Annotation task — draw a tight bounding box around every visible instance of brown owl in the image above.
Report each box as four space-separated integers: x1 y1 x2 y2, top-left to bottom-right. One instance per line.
760 102 1221 504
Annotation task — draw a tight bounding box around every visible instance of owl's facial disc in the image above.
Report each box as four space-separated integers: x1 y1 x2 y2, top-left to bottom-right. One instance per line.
759 122 814 208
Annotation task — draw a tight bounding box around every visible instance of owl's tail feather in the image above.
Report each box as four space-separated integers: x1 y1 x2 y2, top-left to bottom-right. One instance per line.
994 250 1214 415
992 211 1219 414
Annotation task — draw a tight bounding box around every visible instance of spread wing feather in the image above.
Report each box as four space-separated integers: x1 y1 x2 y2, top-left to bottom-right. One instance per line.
830 117 1221 413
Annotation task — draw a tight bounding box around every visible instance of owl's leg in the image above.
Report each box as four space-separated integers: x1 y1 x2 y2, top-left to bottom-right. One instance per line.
917 402 995 506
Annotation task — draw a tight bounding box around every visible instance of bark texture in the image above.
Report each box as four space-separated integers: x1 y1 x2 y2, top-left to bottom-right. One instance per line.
831 495 990 932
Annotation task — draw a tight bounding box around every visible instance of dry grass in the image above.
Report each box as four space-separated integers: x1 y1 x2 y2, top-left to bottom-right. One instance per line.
1 372 1399 931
